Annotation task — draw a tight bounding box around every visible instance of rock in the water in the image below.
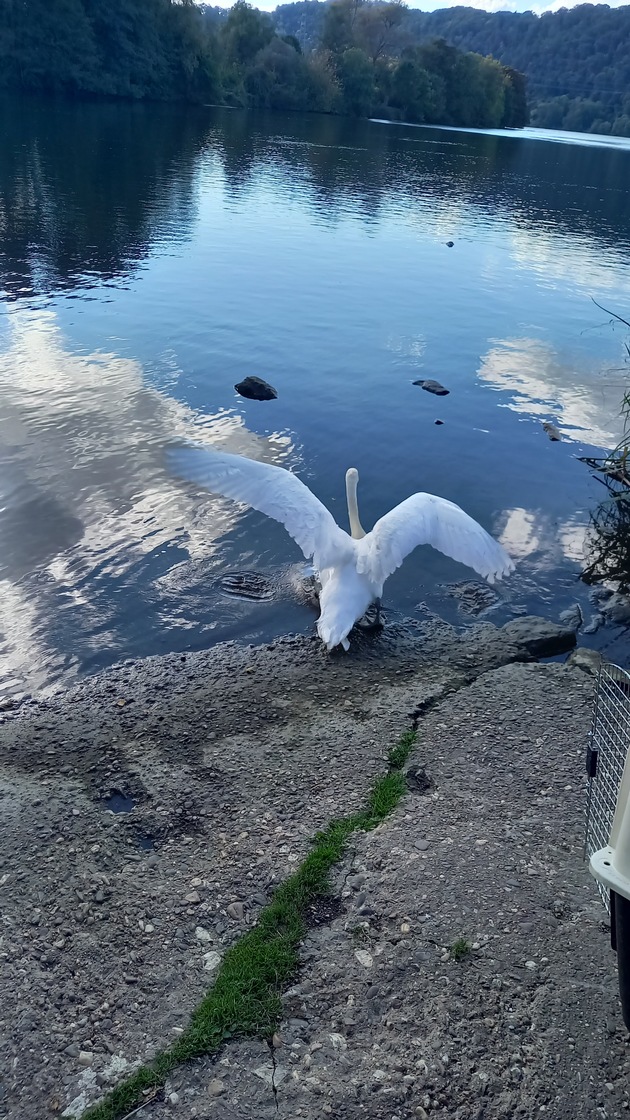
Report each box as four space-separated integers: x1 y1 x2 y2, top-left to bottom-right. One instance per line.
502 615 577 657
601 592 630 626
235 376 277 401
542 421 562 441
583 613 604 635
413 379 450 396
434 419 444 425
568 648 604 676
559 604 583 630
219 571 274 601
589 586 613 605
447 579 500 617
446 240 454 247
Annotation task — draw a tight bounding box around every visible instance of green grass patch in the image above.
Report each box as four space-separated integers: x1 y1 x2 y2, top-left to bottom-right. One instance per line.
450 937 472 961
80 727 416 1120
386 728 417 771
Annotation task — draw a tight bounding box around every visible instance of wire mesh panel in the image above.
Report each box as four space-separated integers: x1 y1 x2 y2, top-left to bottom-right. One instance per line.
585 662 630 911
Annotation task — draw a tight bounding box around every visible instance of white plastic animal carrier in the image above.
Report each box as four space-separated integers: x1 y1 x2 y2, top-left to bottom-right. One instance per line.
586 661 630 1029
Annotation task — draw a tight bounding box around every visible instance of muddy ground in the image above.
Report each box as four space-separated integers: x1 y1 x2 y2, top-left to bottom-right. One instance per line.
0 615 627 1120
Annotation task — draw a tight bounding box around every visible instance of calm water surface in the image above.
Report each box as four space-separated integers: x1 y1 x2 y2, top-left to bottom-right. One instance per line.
2 98 630 696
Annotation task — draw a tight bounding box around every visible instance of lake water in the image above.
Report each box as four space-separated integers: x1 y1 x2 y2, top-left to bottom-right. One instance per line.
2 97 630 697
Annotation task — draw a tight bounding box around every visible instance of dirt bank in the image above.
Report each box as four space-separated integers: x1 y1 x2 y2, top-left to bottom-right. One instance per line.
0 617 626 1119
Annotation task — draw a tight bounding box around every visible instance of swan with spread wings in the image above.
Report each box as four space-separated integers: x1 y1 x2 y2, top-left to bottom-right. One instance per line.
169 446 514 651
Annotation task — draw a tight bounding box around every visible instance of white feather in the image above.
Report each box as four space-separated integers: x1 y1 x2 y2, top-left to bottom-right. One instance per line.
357 492 515 590
169 446 514 652
168 447 352 573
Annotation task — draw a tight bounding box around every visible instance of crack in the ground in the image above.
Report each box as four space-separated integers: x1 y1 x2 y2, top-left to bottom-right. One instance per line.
76 657 525 1119
268 1037 280 1111
406 678 467 732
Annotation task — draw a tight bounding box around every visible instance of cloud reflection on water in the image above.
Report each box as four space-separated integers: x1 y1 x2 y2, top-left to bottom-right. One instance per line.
477 336 627 449
0 308 298 694
499 505 588 567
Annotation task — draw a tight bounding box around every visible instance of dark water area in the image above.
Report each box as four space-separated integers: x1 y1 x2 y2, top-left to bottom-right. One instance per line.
1 96 630 696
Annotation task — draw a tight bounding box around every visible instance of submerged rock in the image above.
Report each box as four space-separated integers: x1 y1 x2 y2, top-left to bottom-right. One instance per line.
235 376 278 401
219 571 274 601
583 613 604 635
589 586 614 606
413 378 450 396
601 592 630 626
447 579 500 617
502 615 577 657
542 421 562 441
559 604 583 630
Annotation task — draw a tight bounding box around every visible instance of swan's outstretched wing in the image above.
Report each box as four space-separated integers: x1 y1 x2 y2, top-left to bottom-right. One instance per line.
359 492 514 587
168 446 352 571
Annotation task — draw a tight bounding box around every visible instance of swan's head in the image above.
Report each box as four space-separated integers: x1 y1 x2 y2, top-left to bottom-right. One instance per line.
345 467 365 539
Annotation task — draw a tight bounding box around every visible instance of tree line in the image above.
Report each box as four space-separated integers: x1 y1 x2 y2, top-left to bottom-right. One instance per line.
275 0 630 136
0 0 527 129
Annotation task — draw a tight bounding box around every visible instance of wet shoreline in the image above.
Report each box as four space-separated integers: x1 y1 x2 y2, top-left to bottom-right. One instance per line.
1 617 628 1118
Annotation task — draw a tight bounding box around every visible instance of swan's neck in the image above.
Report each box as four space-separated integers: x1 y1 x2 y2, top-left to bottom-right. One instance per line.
346 469 365 539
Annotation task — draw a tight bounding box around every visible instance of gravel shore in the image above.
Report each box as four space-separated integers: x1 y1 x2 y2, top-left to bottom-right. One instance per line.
0 615 627 1119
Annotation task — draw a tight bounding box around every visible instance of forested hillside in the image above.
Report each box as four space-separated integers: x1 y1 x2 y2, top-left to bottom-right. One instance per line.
0 0 526 129
274 1 630 135
0 0 221 101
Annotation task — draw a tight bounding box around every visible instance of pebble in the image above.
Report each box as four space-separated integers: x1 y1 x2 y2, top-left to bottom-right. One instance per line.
347 873 366 889
185 891 201 904
168 1091 180 1105
203 951 221 972
272 1032 283 1048
525 960 537 970
354 949 373 967
78 1051 94 1067
195 926 213 942
208 1079 226 1095
415 839 430 851
253 1065 274 1086
227 901 244 920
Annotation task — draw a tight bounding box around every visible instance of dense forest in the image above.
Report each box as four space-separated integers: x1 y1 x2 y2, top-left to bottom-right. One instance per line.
274 1 630 136
0 0 526 128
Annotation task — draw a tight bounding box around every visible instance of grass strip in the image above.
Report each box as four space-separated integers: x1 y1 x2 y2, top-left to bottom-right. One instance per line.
80 727 418 1120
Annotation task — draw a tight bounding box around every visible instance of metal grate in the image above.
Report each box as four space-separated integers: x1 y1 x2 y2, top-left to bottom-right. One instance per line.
585 661 630 912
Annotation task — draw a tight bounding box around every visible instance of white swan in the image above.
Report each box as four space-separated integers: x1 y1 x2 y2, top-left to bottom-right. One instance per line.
169 447 514 651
